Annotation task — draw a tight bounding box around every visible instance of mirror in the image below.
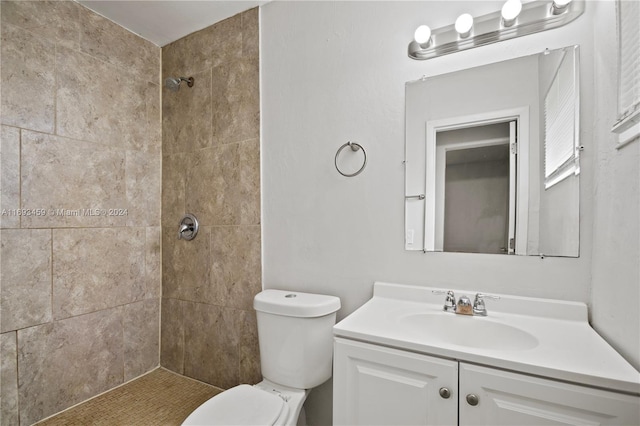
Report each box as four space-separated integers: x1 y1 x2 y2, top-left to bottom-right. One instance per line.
405 46 580 257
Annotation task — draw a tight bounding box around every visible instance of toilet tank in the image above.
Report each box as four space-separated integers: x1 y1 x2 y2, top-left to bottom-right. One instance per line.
254 289 341 389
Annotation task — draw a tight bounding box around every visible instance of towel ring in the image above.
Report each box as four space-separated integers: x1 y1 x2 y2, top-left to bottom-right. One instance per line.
335 141 367 177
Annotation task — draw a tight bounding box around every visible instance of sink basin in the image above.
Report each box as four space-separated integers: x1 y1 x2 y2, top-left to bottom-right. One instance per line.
398 312 539 351
334 283 640 394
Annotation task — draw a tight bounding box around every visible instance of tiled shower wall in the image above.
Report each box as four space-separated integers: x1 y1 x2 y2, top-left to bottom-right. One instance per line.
0 2 161 425
161 9 262 389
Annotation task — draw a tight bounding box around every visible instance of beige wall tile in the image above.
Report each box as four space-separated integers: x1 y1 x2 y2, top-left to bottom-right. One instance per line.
162 69 212 154
0 229 52 332
124 299 160 381
209 226 261 310
126 149 161 227
183 302 240 389
162 152 188 227
17 309 123 425
126 81 162 152
241 8 259 60
56 46 150 150
162 14 241 79
160 298 184 375
141 226 162 301
0 126 20 228
162 28 215 79
162 226 211 302
79 6 159 83
239 310 261 385
0 23 55 133
21 130 127 228
52 228 145 319
0 0 81 49
211 57 260 145
186 144 240 226
207 14 243 68
146 82 162 152
239 139 261 225
1 332 18 426
2 2 164 422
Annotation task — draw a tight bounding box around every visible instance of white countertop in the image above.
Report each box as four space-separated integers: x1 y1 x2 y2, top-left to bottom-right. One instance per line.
333 282 640 395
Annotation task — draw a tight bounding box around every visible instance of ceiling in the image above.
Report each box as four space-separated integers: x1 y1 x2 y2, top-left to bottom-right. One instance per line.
77 1 268 46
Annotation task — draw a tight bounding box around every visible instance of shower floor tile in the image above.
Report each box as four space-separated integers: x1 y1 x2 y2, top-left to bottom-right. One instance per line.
35 368 222 426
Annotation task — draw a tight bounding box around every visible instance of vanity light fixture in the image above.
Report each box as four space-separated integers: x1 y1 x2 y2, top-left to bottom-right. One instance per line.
408 0 584 60
414 24 432 48
501 0 522 27
455 13 474 38
551 0 573 15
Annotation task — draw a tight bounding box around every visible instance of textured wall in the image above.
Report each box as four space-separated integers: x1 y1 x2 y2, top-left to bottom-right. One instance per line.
0 2 161 425
589 1 640 370
160 8 262 390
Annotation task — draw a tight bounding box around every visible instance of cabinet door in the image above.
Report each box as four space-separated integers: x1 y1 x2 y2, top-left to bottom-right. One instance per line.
333 338 457 426
459 363 640 425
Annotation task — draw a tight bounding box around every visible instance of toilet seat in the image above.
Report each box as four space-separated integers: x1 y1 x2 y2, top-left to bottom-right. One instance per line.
182 384 286 426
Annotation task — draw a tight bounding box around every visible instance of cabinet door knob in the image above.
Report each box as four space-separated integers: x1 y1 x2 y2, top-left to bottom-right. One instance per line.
466 394 479 406
439 387 451 399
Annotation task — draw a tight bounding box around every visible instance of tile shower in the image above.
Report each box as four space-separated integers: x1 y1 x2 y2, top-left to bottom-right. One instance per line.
0 1 261 424
160 7 262 389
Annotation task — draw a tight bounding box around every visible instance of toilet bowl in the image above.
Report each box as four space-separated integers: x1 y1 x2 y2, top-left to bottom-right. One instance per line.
181 381 303 426
182 289 341 426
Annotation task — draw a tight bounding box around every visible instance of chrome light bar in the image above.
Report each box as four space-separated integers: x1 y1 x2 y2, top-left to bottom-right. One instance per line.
408 0 585 61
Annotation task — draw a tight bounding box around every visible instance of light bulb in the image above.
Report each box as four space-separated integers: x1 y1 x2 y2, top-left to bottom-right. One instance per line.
414 25 432 48
552 0 572 14
455 13 474 38
501 0 522 27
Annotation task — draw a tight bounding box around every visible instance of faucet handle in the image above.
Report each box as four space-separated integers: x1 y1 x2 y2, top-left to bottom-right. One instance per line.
473 293 500 316
444 291 457 313
433 290 457 313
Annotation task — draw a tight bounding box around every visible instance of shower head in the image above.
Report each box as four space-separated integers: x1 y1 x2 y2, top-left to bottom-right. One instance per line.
164 76 194 91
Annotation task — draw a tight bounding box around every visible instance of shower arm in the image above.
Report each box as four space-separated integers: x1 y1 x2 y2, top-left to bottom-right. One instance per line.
178 77 194 87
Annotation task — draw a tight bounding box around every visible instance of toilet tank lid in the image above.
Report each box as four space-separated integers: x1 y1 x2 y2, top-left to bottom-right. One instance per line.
254 289 341 318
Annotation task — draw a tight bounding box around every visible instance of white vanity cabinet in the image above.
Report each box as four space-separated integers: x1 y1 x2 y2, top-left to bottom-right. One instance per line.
459 363 640 426
334 338 640 426
333 338 458 426
332 282 640 426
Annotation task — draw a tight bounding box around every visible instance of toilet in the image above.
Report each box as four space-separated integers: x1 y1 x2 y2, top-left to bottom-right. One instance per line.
182 289 341 426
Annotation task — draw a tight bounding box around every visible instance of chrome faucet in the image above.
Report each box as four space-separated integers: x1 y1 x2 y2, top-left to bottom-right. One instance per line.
433 290 500 316
472 293 500 316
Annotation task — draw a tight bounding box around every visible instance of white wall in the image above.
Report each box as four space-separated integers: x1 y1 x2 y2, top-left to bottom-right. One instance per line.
261 1 637 424
589 1 640 373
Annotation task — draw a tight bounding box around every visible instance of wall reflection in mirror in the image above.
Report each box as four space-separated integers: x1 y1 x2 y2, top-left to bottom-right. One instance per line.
405 45 580 257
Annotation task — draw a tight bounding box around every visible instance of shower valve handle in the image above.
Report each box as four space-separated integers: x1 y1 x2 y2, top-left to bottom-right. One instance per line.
177 214 199 241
